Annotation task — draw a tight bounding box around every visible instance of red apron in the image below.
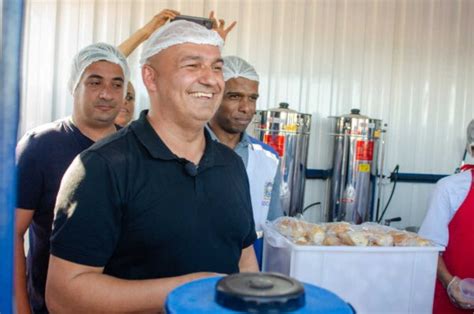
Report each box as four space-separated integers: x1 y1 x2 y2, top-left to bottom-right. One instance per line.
460 164 474 172
433 169 474 313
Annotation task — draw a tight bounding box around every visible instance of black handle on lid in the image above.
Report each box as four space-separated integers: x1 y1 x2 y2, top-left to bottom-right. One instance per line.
215 273 305 312
351 108 360 115
279 102 289 109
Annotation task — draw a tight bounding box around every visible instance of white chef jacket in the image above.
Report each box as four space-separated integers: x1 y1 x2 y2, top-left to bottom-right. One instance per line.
418 170 472 246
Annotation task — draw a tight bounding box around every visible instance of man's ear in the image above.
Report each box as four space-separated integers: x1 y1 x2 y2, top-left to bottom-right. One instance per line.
142 64 158 92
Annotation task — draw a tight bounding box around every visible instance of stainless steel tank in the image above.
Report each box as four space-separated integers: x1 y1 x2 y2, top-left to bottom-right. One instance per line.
328 109 382 224
253 103 311 217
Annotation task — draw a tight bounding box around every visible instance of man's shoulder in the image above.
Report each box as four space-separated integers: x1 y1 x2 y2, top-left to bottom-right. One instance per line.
86 127 133 157
22 118 71 138
211 138 242 162
17 118 74 149
206 138 248 175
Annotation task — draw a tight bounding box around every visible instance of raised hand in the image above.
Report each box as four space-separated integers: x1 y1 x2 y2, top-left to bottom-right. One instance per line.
143 9 181 37
118 9 180 57
208 11 237 42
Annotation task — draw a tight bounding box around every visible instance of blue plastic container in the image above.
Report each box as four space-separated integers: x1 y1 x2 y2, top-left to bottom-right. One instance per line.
165 276 354 313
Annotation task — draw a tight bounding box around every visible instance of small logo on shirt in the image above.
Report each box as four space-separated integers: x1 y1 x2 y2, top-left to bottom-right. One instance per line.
261 181 273 206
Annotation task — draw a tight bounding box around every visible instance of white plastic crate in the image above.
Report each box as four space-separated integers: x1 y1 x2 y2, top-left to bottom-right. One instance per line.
262 225 443 314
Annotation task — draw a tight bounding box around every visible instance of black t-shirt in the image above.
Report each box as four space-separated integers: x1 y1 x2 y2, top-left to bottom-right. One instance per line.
16 118 94 313
51 110 256 279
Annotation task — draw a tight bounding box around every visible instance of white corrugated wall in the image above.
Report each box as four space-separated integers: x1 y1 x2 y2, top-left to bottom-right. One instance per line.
21 0 474 228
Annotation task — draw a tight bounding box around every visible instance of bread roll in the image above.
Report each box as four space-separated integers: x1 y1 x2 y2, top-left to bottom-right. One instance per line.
277 218 306 239
326 222 352 235
388 231 431 247
368 232 394 247
414 237 431 246
306 225 326 245
339 231 369 246
323 235 343 246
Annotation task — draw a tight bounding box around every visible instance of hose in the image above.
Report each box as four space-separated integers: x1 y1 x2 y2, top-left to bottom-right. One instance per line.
377 164 399 224
302 202 321 214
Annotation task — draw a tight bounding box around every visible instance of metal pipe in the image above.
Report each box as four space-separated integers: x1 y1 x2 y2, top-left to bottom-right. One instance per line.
375 124 387 222
305 168 448 184
389 173 447 183
0 1 25 312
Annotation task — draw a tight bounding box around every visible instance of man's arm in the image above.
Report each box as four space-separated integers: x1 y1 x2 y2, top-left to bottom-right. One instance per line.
46 255 217 313
118 10 236 58
239 246 259 273
14 209 35 314
118 9 179 57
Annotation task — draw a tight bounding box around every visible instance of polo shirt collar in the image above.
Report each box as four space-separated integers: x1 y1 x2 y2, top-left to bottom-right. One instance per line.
131 110 228 167
130 110 175 160
236 131 251 150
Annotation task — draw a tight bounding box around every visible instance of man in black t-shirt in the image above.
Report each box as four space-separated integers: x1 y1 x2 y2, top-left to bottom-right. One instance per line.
15 43 129 314
46 20 258 313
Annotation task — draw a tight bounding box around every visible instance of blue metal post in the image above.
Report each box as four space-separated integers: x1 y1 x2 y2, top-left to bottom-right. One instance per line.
1 0 24 312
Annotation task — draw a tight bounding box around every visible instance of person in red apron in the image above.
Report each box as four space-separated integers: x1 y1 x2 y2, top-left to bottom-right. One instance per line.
419 120 474 313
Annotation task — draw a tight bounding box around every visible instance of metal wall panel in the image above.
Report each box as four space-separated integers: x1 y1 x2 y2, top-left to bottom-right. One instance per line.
21 0 474 228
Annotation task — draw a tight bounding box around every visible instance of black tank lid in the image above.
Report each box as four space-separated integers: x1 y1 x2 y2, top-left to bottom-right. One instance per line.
215 272 305 312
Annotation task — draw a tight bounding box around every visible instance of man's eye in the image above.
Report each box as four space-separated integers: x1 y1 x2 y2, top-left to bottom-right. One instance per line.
228 94 241 100
185 64 198 68
213 65 223 71
89 81 100 86
250 96 259 102
113 83 123 89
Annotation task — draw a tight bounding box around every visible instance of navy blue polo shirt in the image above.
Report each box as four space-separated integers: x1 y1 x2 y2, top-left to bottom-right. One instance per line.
51 110 256 279
16 118 94 313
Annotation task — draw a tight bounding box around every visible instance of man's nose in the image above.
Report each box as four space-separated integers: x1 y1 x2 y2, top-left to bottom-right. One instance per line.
99 84 115 100
239 98 253 113
198 66 223 87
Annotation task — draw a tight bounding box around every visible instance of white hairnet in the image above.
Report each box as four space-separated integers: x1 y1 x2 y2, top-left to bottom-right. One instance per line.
139 20 223 65
222 56 259 82
467 119 474 155
68 42 130 95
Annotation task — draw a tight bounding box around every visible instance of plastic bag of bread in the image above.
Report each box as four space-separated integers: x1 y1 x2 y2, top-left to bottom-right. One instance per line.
326 223 369 246
275 217 325 245
367 232 394 247
388 230 432 247
322 235 343 246
305 224 326 245
325 222 352 235
276 217 306 240
338 230 370 246
272 217 433 247
358 223 394 246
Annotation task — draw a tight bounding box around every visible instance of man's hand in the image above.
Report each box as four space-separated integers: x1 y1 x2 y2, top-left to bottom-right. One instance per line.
447 276 474 310
143 9 180 38
208 11 237 42
118 9 180 57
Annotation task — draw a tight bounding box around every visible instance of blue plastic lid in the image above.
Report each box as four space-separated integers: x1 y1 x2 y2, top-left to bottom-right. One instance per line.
165 275 354 314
